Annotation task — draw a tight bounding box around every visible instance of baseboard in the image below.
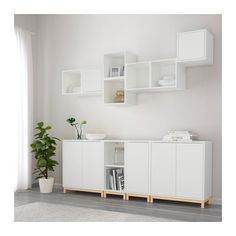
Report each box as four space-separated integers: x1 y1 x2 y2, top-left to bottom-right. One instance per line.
212 197 222 205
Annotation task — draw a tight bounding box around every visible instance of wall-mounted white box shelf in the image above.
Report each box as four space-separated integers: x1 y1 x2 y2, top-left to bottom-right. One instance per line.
126 62 150 90
126 59 185 93
177 29 213 66
103 52 137 105
62 66 102 95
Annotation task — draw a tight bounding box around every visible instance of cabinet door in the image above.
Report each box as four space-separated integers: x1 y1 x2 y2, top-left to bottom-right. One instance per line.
176 144 204 200
126 142 149 194
62 141 83 188
151 143 176 197
178 30 205 61
82 67 102 93
82 142 104 190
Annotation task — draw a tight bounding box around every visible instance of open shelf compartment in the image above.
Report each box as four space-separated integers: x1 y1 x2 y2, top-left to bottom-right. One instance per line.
104 79 125 104
126 62 150 90
104 142 125 192
151 59 177 88
62 70 82 94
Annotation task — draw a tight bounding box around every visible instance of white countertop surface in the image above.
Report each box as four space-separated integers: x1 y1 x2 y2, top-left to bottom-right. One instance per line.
62 139 211 144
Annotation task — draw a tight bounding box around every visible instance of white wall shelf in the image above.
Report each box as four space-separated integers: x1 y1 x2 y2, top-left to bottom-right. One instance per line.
62 29 213 104
126 58 185 93
62 66 102 96
103 51 137 105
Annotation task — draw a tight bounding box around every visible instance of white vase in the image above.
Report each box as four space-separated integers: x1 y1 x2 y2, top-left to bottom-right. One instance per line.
39 177 54 193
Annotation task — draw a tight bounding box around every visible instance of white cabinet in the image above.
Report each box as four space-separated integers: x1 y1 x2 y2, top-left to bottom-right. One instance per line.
62 141 104 191
151 143 176 197
62 140 212 207
62 141 83 188
176 144 204 200
62 66 102 95
177 29 213 66
126 142 149 195
82 142 104 190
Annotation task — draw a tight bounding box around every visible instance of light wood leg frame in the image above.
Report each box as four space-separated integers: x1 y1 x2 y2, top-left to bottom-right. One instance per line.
126 194 149 203
63 188 67 193
103 191 126 200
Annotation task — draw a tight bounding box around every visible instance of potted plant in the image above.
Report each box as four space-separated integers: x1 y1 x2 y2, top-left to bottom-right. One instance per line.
67 117 87 139
30 122 60 193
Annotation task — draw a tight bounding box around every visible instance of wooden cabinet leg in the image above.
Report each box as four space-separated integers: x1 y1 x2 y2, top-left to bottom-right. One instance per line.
101 192 104 198
201 202 205 208
103 192 106 198
147 196 150 203
149 196 153 203
63 188 67 193
126 195 129 201
123 194 126 200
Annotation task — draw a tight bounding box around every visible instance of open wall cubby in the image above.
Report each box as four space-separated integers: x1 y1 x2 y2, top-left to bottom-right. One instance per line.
62 30 213 105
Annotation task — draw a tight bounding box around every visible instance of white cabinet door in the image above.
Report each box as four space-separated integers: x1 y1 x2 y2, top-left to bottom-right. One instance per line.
82 67 102 93
178 30 206 61
151 143 176 197
82 142 104 190
62 141 83 188
176 144 204 200
126 142 149 194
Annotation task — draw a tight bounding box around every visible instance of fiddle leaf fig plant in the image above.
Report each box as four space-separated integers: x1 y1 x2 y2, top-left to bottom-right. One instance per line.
67 117 87 139
31 122 60 180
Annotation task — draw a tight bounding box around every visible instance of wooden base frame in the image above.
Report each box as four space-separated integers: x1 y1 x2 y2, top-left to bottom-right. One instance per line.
63 187 103 198
126 193 150 203
103 191 126 200
150 195 212 208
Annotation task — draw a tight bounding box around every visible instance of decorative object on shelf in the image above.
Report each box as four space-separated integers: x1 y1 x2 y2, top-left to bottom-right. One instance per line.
162 130 197 141
114 90 124 103
86 133 106 140
158 75 176 87
30 122 60 193
110 66 121 77
66 117 87 139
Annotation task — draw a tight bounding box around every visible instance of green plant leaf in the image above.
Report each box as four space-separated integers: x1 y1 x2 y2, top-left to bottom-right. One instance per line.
81 120 87 125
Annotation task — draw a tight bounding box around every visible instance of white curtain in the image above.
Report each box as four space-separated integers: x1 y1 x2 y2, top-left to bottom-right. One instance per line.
15 27 34 191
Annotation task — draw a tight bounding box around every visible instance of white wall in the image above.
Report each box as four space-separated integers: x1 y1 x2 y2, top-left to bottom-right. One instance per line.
18 14 222 203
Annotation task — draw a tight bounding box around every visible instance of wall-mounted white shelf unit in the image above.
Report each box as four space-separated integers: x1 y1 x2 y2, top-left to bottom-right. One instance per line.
103 52 137 105
177 29 213 66
126 59 185 93
126 61 150 90
62 66 102 96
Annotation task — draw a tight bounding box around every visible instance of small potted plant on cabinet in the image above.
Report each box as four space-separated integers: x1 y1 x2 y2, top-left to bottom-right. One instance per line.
31 122 60 193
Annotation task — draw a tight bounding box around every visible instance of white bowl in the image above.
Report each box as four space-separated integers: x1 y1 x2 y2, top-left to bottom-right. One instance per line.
86 133 106 140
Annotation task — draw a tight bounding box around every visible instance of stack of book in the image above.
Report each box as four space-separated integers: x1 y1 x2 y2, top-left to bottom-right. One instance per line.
162 131 197 142
108 168 124 191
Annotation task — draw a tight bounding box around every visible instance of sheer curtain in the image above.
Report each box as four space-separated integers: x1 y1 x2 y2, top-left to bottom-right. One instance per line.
15 27 34 191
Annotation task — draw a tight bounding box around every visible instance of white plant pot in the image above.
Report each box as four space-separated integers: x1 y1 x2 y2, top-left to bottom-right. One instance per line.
39 177 54 193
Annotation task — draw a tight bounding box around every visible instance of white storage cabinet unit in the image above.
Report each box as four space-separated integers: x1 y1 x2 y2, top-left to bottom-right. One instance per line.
63 140 104 196
150 142 212 208
125 142 149 201
62 66 102 95
62 140 212 208
177 29 213 66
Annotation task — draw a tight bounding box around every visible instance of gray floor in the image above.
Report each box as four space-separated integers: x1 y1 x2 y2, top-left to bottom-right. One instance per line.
14 187 222 222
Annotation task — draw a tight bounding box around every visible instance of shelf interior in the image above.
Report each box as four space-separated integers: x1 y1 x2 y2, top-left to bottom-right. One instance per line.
104 53 125 78
126 62 150 89
105 167 125 191
151 61 176 88
62 71 82 94
104 79 125 104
